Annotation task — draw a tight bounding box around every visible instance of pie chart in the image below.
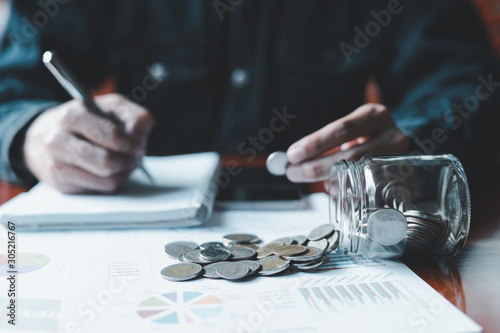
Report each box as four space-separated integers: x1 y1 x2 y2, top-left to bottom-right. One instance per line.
137 292 223 324
0 253 50 277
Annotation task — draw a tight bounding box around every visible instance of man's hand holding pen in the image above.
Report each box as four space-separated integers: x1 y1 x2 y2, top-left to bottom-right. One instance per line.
23 94 155 193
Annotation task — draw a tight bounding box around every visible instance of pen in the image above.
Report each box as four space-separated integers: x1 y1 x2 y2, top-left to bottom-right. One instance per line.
42 50 155 185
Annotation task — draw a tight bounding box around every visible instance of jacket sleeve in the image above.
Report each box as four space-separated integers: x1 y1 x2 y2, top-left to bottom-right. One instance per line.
0 2 108 185
378 0 500 174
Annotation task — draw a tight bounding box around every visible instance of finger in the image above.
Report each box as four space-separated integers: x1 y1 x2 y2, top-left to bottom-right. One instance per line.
47 161 129 194
94 94 155 139
48 132 138 178
60 100 143 156
287 104 390 164
286 129 406 183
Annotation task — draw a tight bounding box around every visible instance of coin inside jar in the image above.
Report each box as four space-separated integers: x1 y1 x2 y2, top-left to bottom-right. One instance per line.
367 208 408 246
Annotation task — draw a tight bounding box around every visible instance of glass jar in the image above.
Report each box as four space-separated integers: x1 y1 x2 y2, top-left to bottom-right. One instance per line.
328 154 471 259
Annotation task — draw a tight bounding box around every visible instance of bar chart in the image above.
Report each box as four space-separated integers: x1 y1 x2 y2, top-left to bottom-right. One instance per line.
299 281 408 312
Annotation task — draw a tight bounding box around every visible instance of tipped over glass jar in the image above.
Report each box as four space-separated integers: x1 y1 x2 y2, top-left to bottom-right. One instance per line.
328 154 471 259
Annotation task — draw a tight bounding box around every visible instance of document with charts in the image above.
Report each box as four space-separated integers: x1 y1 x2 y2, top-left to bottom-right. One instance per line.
0 193 481 333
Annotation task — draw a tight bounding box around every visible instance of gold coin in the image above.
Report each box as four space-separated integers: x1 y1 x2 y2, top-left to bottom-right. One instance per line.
273 245 307 257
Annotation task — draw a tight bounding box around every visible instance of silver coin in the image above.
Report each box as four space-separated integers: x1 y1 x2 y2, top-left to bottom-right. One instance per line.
295 257 325 271
202 262 226 279
273 244 307 257
283 246 323 262
200 242 226 250
164 241 199 259
238 260 261 275
398 200 418 213
404 210 443 225
325 231 340 253
367 208 408 246
199 248 231 262
183 249 212 264
256 241 284 259
223 233 259 244
229 246 257 260
308 224 335 241
293 235 308 245
160 263 202 281
216 262 250 280
258 256 290 276
382 181 412 204
177 253 189 263
307 238 328 253
266 151 289 176
271 236 294 245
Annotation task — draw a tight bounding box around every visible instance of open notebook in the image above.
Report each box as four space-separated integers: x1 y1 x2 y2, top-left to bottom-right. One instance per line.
0 152 220 230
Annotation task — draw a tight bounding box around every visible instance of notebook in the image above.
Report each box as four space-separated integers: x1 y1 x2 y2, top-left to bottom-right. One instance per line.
0 152 220 230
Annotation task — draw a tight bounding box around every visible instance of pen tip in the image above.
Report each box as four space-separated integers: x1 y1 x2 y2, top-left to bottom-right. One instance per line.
42 51 53 63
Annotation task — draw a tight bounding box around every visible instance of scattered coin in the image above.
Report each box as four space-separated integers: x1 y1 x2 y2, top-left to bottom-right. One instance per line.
293 235 308 245
257 241 284 259
202 262 226 279
271 236 294 245
367 208 408 246
229 246 257 260
294 257 325 271
164 241 199 259
258 256 290 276
307 238 328 253
183 249 212 264
325 231 340 254
239 260 261 275
273 245 307 257
232 243 260 251
266 151 289 176
223 233 259 245
307 224 335 241
216 262 250 280
161 263 202 281
200 248 231 262
200 242 226 250
283 247 323 262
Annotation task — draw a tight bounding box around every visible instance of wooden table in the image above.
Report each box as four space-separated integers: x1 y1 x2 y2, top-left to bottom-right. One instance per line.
1 178 499 332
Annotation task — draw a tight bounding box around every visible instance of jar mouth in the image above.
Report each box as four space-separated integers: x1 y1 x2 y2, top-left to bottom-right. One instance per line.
329 160 365 254
436 154 471 256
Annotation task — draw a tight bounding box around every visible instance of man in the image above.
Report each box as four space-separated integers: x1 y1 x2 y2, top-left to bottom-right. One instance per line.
0 0 499 193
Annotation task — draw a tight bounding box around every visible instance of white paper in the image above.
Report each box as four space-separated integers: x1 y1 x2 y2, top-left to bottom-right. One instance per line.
0 152 220 229
0 194 481 333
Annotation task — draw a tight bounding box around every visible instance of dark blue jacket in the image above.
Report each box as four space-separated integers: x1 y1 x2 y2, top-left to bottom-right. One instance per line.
1 0 499 185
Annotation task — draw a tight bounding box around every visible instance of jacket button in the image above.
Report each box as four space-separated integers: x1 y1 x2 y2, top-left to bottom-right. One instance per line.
231 68 250 88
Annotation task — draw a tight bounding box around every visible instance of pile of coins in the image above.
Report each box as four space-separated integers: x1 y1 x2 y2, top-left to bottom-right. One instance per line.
161 224 339 282
375 181 450 254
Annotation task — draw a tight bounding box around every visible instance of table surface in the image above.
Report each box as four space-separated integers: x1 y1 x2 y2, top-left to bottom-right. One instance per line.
1 177 499 332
